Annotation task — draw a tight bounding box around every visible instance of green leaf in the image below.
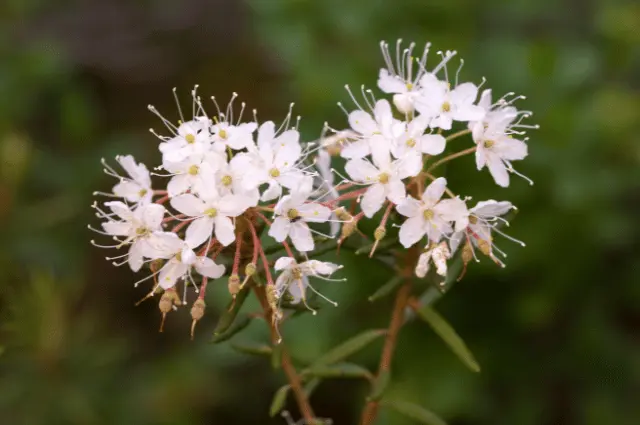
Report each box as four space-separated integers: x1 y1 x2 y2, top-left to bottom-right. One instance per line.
414 305 480 372
302 362 373 380
368 276 403 302
304 378 321 397
382 400 447 425
213 285 250 335
367 370 391 401
310 329 385 367
269 384 290 417
211 314 253 344
230 341 273 357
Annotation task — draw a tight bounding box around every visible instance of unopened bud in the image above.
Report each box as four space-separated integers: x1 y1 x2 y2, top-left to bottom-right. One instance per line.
266 285 278 309
373 226 386 241
334 207 352 221
190 298 206 340
159 292 174 314
244 262 257 277
228 274 241 296
462 242 474 264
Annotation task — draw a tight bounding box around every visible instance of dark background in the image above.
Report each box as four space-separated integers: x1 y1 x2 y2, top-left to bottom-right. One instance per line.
1 0 639 424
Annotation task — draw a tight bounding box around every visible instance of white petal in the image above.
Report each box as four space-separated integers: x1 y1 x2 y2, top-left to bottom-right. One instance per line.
181 245 196 265
340 139 370 159
144 232 183 258
105 201 132 221
170 194 205 217
396 152 422 179
217 195 249 217
159 260 188 290
348 110 377 135
112 181 142 201
419 134 446 155
471 200 513 217
378 69 407 94
274 256 296 271
167 174 192 197
268 217 291 242
385 179 406 204
494 138 528 161
194 257 226 278
141 204 165 230
345 159 379 183
289 222 314 252
261 180 282 202
399 216 426 248
297 203 331 223
128 240 145 272
185 217 214 248
475 146 487 170
361 183 386 218
450 83 478 106
422 177 447 205
214 216 236 246
396 196 421 218
101 220 131 236
257 121 276 148
487 155 510 187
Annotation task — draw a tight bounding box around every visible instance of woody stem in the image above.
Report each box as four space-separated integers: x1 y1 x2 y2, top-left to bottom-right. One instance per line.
359 281 412 425
253 285 316 422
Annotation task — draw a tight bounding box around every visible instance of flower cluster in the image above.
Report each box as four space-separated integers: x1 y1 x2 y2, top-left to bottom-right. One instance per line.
90 40 536 338
326 40 535 274
91 90 343 337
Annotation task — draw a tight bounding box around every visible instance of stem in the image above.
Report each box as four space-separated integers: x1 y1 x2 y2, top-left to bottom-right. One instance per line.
445 128 471 142
426 146 477 173
253 285 316 423
359 282 412 425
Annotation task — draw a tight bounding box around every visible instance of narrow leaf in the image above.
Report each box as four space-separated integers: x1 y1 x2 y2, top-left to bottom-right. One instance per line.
213 285 250 334
311 329 385 367
211 314 252 343
368 276 403 302
367 370 391 401
383 400 447 425
230 341 273 357
303 363 373 380
269 384 290 417
415 306 480 372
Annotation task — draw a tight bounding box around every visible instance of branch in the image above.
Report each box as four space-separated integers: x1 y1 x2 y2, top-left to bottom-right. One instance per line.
359 282 412 425
253 285 317 423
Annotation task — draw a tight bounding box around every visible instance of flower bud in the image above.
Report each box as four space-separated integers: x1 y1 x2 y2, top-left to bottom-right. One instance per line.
477 239 492 256
374 226 386 241
190 298 206 340
244 262 256 277
228 274 241 296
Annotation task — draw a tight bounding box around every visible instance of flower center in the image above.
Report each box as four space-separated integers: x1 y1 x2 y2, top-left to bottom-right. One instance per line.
205 208 218 218
441 101 451 112
221 175 233 186
136 227 149 236
378 172 390 184
138 189 148 198
292 267 303 280
483 140 495 148
406 138 417 148
469 215 478 224
185 134 196 144
406 83 413 90
423 209 434 220
287 208 300 220
175 252 182 262
188 165 199 175
269 168 280 178
219 129 228 140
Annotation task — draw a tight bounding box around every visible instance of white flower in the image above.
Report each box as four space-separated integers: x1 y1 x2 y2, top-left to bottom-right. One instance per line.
150 232 226 289
99 202 166 271
158 118 212 163
396 177 468 247
170 186 250 247
378 41 459 114
211 121 257 151
449 200 519 260
268 179 331 252
414 74 485 130
214 153 260 206
415 242 451 278
274 257 342 305
391 115 446 159
342 99 404 159
244 121 306 201
108 155 153 204
471 90 530 187
315 148 341 237
345 148 422 217
472 123 528 188
163 152 223 197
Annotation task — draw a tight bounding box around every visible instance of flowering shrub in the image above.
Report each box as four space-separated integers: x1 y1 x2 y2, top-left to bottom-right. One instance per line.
91 40 535 424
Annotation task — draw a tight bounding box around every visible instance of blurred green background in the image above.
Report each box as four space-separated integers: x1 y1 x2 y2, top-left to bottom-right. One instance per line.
1 0 639 424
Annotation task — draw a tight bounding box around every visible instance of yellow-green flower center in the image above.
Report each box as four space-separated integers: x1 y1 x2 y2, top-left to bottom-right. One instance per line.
219 129 228 140
188 165 199 175
287 208 300 220
423 209 434 220
269 168 280 178
136 227 149 236
469 215 478 224
441 101 451 112
406 138 417 148
138 189 148 198
406 83 413 90
205 208 218 218
185 133 195 144
484 140 495 148
378 172 390 184
221 175 233 186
